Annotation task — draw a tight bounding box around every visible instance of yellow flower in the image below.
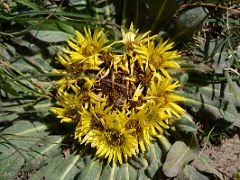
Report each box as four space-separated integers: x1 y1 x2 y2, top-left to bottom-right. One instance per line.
65 27 108 61
125 108 152 152
51 92 83 123
75 108 138 164
62 27 109 70
51 24 186 165
53 27 109 91
134 39 181 78
143 100 170 132
75 101 112 142
121 23 157 54
147 75 185 118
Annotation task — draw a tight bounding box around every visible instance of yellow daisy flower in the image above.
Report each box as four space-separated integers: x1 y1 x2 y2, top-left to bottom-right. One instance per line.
121 23 157 54
65 27 109 63
51 24 186 165
75 101 112 142
143 100 171 134
51 92 83 123
147 75 185 118
125 108 152 152
76 108 138 164
53 27 109 91
134 39 181 78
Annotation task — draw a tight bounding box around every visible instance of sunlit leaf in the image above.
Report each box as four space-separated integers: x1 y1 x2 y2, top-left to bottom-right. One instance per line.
180 83 240 128
162 135 198 177
30 30 74 43
173 7 208 41
192 153 224 180
176 165 209 180
31 154 81 180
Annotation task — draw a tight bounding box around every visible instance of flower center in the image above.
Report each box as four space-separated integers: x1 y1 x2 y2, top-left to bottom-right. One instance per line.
65 108 80 122
105 130 124 146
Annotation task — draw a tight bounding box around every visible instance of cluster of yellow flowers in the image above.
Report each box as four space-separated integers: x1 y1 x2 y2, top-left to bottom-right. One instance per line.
51 24 185 164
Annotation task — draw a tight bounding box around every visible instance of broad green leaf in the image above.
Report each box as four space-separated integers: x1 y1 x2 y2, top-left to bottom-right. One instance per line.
162 135 198 177
194 38 226 60
0 113 19 122
14 0 43 11
157 135 172 153
129 154 148 170
137 169 149 180
30 154 81 180
176 165 209 180
53 11 92 20
173 114 197 133
30 30 74 43
192 153 224 180
21 136 63 171
78 160 103 180
86 0 117 22
68 0 87 8
0 119 58 179
0 139 26 179
178 60 212 83
173 7 208 41
57 22 76 34
145 141 163 178
99 163 118 180
176 7 208 29
115 163 137 180
1 120 51 137
180 83 240 128
224 71 240 104
211 51 234 74
0 79 19 96
0 68 19 96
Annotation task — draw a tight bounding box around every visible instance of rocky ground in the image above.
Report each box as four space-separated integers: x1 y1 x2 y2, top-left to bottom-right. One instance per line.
203 132 240 179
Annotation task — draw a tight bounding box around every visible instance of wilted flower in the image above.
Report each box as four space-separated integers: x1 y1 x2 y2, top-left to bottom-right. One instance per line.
51 25 185 164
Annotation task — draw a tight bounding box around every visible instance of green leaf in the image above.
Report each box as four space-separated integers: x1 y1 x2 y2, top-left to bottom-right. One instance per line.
21 136 63 171
0 139 26 179
173 7 208 41
57 22 76 34
0 120 58 179
173 114 197 133
176 165 209 180
30 30 74 43
162 135 198 177
115 163 137 180
99 163 118 180
194 38 226 58
145 141 163 178
157 135 172 153
14 0 43 11
224 71 240 104
78 160 103 180
180 83 240 128
86 0 118 22
1 120 50 137
179 60 212 82
0 68 19 96
192 153 224 180
31 154 81 180
0 113 19 122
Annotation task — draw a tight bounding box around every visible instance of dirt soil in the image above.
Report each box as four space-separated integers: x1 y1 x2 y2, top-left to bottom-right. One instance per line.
203 132 240 179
